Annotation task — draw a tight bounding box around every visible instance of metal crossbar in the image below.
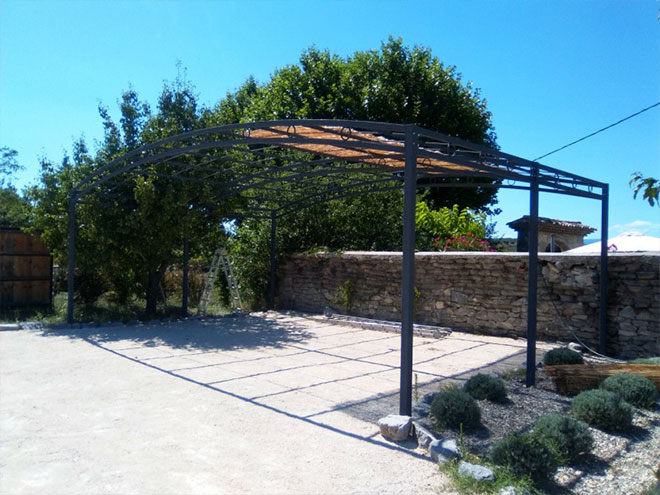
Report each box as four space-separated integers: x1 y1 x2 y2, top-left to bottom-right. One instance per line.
65 119 611 418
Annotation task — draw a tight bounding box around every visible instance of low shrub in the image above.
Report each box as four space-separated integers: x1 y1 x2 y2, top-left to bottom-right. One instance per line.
543 347 584 366
630 357 660 365
571 389 633 431
430 387 481 431
490 432 559 483
600 372 658 409
531 413 593 464
463 373 507 403
641 482 660 495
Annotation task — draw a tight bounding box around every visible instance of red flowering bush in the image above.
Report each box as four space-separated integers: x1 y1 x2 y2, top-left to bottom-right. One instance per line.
438 232 494 252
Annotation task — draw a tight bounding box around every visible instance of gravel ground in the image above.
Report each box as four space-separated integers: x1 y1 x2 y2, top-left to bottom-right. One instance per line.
421 366 660 495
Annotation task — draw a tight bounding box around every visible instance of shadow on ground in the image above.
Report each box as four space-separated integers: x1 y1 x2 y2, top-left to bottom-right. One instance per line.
320 350 528 424
39 314 313 352
30 312 530 463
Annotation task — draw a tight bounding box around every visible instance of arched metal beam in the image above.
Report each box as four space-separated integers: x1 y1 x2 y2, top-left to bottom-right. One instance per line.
65 119 610 418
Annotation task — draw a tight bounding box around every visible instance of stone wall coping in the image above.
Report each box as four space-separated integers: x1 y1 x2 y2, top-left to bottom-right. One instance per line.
288 251 660 259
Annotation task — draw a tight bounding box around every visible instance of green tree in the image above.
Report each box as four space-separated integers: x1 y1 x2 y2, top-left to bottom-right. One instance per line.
29 40 502 312
29 77 229 313
0 148 31 228
415 202 488 250
217 38 500 307
630 172 659 207
217 37 498 212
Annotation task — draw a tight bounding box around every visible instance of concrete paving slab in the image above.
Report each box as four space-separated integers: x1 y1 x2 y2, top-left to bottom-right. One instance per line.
1 311 552 494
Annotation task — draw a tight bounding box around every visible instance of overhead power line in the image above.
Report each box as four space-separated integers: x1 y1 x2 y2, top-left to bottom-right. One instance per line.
534 102 660 161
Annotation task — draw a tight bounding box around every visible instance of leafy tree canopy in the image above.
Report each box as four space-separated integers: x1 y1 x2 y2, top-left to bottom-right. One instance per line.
216 37 499 212
630 172 659 207
24 39 502 312
28 75 229 313
0 148 31 228
215 38 500 306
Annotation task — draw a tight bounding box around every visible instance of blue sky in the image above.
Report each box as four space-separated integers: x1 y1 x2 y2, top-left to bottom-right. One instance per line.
1 0 658 239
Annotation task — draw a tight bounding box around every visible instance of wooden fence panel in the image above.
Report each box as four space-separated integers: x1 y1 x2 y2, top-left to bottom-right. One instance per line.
0 229 52 307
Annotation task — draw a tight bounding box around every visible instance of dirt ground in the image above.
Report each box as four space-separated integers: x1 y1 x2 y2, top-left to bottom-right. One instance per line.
0 311 549 495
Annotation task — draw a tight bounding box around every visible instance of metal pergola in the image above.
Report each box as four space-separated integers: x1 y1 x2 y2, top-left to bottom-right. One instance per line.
66 119 609 415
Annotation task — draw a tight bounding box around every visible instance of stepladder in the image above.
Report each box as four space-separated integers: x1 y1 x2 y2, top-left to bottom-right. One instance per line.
198 248 243 315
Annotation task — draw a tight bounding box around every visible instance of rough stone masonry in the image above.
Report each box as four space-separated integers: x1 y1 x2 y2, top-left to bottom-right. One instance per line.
277 252 659 359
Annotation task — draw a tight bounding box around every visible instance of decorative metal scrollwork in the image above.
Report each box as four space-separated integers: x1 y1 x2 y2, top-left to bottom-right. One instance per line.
286 125 297 138
340 126 353 141
504 165 516 186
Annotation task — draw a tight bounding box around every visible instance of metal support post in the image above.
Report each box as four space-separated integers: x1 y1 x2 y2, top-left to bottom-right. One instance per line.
67 195 77 324
268 212 277 310
599 185 609 354
182 236 189 317
399 126 417 416
526 173 539 387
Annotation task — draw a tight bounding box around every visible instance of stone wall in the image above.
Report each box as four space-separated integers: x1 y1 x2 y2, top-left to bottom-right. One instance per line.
277 252 660 359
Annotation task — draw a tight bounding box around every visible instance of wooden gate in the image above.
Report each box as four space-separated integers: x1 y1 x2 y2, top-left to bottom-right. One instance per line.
0 228 52 307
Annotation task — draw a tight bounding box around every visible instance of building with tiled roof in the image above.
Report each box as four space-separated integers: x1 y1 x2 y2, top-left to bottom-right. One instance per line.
507 216 596 252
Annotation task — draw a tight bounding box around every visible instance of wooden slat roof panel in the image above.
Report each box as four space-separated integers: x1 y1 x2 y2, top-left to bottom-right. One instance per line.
249 125 485 175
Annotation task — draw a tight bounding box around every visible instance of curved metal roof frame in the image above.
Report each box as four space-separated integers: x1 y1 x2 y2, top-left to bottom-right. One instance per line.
71 119 607 214
66 119 610 416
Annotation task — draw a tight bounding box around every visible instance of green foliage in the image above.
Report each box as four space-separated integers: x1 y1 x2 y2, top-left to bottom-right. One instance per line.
629 357 660 365
0 291 227 325
0 147 22 187
416 202 488 250
430 386 482 431
630 172 659 207
0 187 31 229
334 279 355 313
228 220 271 310
27 74 228 313
230 191 404 308
161 262 207 309
640 482 660 495
440 459 537 495
413 286 421 319
0 148 31 228
600 372 658 409
463 373 507 403
570 389 633 431
543 347 584 366
530 413 593 464
224 39 499 306
23 39 500 314
489 432 559 483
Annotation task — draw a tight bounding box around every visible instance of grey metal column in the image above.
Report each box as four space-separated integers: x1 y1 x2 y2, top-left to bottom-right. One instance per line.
399 125 417 416
66 194 77 324
268 212 277 310
599 185 609 354
526 171 539 387
182 236 189 317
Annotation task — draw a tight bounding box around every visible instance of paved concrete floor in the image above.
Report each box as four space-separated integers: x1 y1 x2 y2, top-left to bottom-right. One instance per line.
0 312 546 494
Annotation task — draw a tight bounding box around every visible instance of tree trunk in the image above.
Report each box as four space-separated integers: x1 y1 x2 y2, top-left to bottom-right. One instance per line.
145 265 167 315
